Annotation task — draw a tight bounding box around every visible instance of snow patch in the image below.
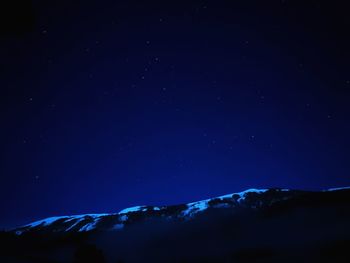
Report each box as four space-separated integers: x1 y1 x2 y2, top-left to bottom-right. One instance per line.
118 206 146 214
65 218 84 232
181 188 269 217
79 219 100 232
280 189 290 192
327 186 350 192
26 216 66 228
183 200 208 217
118 206 160 214
17 214 109 234
235 188 268 203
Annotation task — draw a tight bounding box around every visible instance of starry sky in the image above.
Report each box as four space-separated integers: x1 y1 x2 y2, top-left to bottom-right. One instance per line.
1 0 350 229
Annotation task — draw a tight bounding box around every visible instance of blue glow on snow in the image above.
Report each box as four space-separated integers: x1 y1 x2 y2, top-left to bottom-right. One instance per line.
118 206 145 214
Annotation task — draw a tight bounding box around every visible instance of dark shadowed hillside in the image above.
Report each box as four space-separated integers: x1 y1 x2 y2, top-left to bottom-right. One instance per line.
1 188 350 263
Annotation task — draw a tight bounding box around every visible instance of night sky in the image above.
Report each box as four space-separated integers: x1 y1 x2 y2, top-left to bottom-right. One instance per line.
1 1 350 229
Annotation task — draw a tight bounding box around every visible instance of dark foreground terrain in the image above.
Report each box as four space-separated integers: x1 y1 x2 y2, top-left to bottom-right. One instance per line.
1 188 350 263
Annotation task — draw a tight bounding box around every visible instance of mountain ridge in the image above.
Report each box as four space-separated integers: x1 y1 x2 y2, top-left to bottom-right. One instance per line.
14 187 349 235
3 186 350 263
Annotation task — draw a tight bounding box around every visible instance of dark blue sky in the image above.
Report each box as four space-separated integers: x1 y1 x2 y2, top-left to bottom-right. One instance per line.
1 0 349 228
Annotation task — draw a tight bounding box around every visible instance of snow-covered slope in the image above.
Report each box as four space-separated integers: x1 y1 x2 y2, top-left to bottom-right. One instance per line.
13 187 349 235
